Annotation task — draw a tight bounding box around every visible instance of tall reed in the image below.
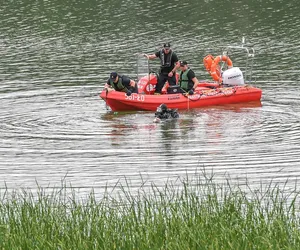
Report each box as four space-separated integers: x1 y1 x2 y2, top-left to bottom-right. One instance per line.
0 173 300 249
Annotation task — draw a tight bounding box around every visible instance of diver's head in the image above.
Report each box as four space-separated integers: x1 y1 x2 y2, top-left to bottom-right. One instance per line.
156 103 167 113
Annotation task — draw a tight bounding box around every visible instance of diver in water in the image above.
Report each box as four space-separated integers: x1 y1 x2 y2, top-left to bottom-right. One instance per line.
154 103 179 122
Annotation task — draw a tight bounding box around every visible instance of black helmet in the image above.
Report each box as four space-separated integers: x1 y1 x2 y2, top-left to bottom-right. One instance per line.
156 103 168 113
160 103 167 111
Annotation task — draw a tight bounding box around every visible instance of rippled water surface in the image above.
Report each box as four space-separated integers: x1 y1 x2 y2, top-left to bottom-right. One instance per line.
1 0 300 194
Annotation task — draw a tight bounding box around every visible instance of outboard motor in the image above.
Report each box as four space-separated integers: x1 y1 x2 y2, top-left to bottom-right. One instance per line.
222 67 245 86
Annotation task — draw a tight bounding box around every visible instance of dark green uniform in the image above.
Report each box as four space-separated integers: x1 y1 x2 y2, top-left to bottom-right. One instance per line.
179 68 196 92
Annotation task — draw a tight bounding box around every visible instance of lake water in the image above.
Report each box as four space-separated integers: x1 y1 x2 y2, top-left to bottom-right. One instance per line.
1 0 300 196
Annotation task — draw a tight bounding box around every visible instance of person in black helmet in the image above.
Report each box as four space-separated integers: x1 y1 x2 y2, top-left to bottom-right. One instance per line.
105 72 138 96
144 43 179 94
154 103 179 122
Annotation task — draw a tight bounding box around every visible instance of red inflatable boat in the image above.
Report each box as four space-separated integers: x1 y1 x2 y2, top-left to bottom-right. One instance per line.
100 43 262 111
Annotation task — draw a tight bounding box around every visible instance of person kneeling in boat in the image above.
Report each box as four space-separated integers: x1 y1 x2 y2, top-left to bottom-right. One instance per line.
105 72 138 96
178 61 199 95
154 103 179 122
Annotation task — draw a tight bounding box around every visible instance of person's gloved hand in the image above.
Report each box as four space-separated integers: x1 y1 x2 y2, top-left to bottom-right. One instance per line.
188 88 194 95
126 90 132 96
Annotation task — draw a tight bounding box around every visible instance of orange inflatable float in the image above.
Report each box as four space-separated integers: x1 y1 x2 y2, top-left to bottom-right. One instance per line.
203 54 215 72
210 55 233 82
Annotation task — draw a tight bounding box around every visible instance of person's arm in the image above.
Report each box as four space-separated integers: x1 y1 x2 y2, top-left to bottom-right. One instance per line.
123 77 136 88
172 61 180 73
129 79 136 88
144 54 156 60
122 77 131 90
104 79 115 92
144 51 159 60
191 77 199 89
170 109 179 118
168 54 179 77
122 77 136 95
186 70 199 95
189 70 199 89
129 79 138 93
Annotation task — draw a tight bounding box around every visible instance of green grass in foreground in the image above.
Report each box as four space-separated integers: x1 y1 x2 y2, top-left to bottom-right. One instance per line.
0 174 300 250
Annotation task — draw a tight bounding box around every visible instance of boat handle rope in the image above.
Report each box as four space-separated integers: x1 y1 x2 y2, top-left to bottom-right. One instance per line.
217 86 238 96
182 86 239 100
182 92 202 101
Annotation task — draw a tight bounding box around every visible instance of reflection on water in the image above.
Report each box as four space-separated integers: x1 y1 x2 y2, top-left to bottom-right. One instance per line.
1 0 300 195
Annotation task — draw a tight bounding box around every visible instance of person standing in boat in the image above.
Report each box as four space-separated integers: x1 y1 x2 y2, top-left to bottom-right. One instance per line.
144 43 179 94
105 72 137 96
178 61 199 95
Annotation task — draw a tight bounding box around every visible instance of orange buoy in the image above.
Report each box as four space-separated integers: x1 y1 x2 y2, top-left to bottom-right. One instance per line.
203 54 215 72
210 55 233 82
